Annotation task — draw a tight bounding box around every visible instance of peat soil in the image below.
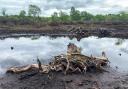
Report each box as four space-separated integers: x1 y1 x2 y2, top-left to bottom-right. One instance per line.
0 23 128 89
0 22 128 39
0 68 128 89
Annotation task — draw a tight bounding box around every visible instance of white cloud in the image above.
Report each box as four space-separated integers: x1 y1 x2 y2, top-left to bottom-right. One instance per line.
104 0 128 8
0 0 127 16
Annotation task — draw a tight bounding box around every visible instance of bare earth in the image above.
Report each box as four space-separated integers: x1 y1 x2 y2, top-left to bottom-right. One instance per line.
0 22 128 39
0 23 128 89
0 67 128 89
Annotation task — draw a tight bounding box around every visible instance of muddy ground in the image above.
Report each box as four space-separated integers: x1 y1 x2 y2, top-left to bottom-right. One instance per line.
0 68 128 89
0 22 128 39
0 23 128 89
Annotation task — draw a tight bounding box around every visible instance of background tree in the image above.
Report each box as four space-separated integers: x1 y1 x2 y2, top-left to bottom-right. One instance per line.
119 11 128 21
51 12 60 22
28 5 41 17
93 15 105 22
1 8 6 16
59 11 69 22
0 5 128 25
19 10 26 17
70 7 81 21
80 11 93 21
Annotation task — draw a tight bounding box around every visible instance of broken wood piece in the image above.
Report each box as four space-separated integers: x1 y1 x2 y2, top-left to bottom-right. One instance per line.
37 57 43 71
7 65 33 73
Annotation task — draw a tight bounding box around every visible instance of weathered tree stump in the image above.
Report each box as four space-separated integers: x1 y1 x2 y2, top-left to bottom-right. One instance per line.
6 43 109 75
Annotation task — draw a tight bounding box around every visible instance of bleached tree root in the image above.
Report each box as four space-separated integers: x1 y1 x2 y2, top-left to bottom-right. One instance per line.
6 43 109 75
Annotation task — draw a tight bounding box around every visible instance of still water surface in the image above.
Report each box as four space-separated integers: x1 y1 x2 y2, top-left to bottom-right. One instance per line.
0 36 128 75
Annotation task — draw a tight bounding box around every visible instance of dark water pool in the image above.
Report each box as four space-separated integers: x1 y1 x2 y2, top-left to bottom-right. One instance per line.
0 36 128 75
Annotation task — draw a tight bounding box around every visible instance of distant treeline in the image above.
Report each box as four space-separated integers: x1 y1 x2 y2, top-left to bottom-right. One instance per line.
0 5 128 26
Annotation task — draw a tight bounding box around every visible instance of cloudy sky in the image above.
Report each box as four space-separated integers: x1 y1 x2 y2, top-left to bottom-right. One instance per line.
0 0 128 16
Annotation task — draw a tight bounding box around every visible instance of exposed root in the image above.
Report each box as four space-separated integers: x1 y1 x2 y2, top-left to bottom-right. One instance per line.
6 43 109 75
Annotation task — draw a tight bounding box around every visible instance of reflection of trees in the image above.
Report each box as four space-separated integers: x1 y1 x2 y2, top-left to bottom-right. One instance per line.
68 35 74 40
115 38 125 45
120 48 128 54
49 35 58 40
31 36 40 40
0 37 20 40
48 35 83 41
0 35 85 41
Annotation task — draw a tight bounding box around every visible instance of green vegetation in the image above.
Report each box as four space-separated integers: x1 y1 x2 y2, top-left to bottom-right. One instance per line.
1 8 6 16
0 5 128 25
28 5 41 17
19 10 26 17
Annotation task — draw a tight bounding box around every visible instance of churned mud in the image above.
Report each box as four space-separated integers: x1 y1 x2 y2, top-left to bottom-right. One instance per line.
0 68 128 89
0 22 128 39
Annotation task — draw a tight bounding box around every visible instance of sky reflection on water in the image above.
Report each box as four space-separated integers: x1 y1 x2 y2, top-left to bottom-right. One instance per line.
0 36 128 75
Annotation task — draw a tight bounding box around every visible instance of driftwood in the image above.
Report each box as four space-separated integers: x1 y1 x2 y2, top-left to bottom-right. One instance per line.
6 43 109 75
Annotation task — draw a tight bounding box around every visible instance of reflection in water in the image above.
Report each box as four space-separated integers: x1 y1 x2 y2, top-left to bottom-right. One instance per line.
31 36 41 40
120 48 128 54
0 36 128 75
115 38 125 45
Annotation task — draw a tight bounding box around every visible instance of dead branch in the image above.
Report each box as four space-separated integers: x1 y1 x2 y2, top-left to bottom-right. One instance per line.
37 57 43 72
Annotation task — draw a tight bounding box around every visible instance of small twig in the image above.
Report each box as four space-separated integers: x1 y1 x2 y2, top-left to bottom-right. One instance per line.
37 57 43 72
